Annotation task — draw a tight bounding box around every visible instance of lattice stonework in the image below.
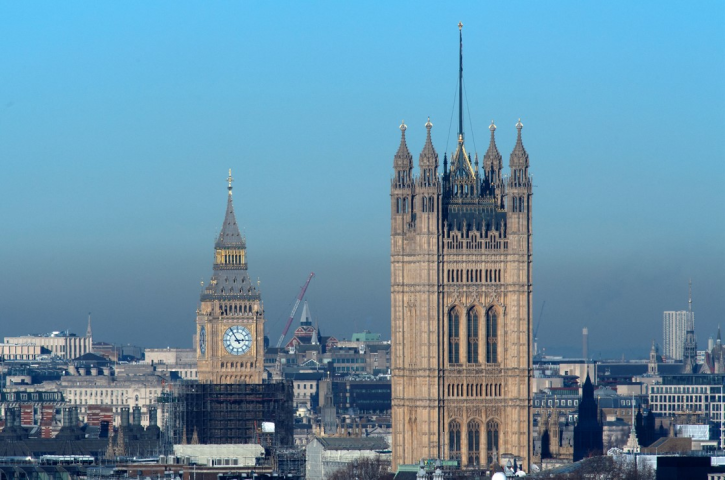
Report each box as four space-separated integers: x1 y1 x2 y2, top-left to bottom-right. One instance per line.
390 53 533 469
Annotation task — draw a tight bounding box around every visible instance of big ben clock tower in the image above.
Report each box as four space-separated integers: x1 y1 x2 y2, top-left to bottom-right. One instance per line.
196 170 265 384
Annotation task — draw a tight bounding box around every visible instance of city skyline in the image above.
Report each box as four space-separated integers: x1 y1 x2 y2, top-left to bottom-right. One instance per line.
1 3 723 358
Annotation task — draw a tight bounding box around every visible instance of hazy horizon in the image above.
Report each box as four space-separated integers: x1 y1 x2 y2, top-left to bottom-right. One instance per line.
1 2 723 360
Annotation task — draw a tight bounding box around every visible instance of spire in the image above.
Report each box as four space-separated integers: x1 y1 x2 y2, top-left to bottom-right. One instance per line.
449 23 474 182
418 117 438 169
300 300 313 327
86 312 92 338
688 278 693 315
509 119 529 167
394 121 413 170
458 21 464 141
718 325 721 343
215 169 244 248
623 395 641 453
484 120 503 180
583 371 593 397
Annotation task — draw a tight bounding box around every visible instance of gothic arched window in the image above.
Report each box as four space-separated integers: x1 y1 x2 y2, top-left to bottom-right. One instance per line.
422 198 427 212
487 420 499 465
467 308 479 364
403 197 408 213
429 196 434 212
449 420 461 460
468 420 481 466
396 198 401 214
486 308 498 364
448 309 460 364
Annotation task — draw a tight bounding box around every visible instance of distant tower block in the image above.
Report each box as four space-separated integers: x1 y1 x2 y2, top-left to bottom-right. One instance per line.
582 327 589 359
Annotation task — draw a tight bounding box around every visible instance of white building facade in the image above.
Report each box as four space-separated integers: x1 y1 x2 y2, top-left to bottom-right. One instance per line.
663 311 693 361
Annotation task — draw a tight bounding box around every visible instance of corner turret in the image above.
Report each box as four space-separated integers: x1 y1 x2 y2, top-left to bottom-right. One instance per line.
483 120 504 206
391 122 414 231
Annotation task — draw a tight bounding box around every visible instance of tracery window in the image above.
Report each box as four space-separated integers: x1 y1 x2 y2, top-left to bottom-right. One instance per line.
467 308 479 364
448 309 460 364
486 308 498 363
468 420 481 466
449 420 461 460
487 420 499 465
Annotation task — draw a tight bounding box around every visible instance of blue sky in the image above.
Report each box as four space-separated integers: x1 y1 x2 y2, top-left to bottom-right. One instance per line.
0 2 723 358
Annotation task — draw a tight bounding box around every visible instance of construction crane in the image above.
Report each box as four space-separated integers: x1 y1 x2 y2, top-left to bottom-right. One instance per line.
276 272 315 348
533 300 546 357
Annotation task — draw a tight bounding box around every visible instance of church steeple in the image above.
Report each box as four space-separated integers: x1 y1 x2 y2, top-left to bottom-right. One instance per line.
683 279 697 373
648 340 658 375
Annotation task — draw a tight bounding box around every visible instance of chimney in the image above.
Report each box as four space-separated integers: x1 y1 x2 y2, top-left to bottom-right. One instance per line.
148 407 157 427
62 407 72 427
132 406 141 426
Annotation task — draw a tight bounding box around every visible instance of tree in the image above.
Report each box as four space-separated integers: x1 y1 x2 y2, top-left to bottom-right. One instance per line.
542 455 655 480
327 456 392 480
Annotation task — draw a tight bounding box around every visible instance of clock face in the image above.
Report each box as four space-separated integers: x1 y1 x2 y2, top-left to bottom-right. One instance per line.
223 325 252 355
199 326 206 356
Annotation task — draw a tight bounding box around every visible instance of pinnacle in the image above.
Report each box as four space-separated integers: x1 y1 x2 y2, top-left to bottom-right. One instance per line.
485 121 501 159
419 117 438 168
394 121 413 170
509 118 529 167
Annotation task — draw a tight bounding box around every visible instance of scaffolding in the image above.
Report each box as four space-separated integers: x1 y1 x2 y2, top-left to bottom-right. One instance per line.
175 382 293 446
273 446 306 478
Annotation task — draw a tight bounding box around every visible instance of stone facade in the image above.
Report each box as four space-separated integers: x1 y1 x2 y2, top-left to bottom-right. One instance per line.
196 171 265 384
390 31 532 469
4 332 92 361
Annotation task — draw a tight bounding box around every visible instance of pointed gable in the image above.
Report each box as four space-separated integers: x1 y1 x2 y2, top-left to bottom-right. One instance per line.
450 136 474 180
